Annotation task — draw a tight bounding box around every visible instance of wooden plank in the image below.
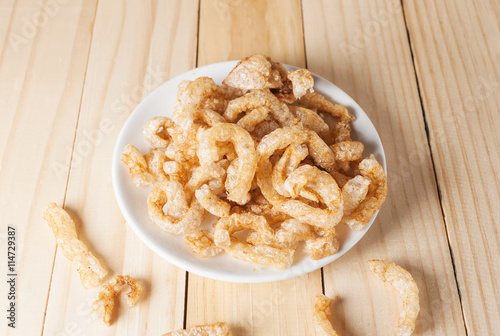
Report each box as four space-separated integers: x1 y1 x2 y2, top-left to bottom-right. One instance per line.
0 0 97 335
302 0 467 335
185 0 323 335
403 0 500 334
41 1 199 335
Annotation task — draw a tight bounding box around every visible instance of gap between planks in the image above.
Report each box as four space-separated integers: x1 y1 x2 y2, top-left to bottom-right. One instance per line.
399 0 469 334
39 1 101 335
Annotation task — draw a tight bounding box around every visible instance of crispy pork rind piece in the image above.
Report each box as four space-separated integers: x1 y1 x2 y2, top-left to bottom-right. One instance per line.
224 89 296 127
342 155 387 231
368 259 420 336
236 105 270 132
184 230 222 258
313 294 339 336
256 126 341 228
143 116 175 149
330 141 364 162
214 213 295 269
91 275 142 326
288 105 329 134
173 108 227 131
197 123 257 205
121 144 156 187
43 203 107 289
297 91 354 121
223 54 286 90
305 233 340 260
147 181 205 234
162 322 232 336
341 175 371 216
247 218 314 250
144 149 169 182
175 77 239 115
277 69 315 103
195 184 231 217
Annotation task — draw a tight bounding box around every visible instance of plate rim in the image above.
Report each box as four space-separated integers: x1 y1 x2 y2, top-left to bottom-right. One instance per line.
112 60 386 283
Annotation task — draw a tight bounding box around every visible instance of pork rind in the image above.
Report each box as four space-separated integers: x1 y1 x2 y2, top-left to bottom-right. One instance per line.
91 275 142 326
214 213 295 269
313 294 339 336
224 89 295 127
368 260 420 336
342 155 388 231
184 230 222 258
121 144 156 187
197 123 257 204
162 322 232 336
122 55 388 267
143 116 175 149
43 203 107 289
147 181 205 234
223 54 286 90
256 126 341 228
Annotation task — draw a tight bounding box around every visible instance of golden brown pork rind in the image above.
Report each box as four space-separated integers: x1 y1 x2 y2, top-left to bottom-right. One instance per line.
91 275 142 326
368 260 420 336
43 203 107 289
313 294 339 336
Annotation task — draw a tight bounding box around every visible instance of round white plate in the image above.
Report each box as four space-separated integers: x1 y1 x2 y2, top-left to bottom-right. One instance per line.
112 60 386 283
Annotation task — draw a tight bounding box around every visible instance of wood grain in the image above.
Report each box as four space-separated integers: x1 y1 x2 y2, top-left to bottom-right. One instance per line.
0 1 97 335
302 0 467 334
185 1 322 335
403 0 500 334
41 1 198 335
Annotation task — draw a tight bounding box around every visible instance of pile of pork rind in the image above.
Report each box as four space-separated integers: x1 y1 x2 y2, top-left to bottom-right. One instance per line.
122 54 387 269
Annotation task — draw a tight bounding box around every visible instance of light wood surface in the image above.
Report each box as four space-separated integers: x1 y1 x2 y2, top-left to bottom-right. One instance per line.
1 0 498 335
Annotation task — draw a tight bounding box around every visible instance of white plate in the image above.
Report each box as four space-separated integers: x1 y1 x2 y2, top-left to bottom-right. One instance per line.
112 61 386 283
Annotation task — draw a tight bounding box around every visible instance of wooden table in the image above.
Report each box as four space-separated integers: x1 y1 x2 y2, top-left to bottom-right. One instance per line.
1 0 498 335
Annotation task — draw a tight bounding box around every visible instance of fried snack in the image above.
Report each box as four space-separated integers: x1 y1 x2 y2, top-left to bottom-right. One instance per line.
223 54 286 90
251 119 280 139
184 230 222 258
195 184 231 217
214 213 275 248
247 219 314 249
145 149 168 182
43 203 107 289
164 122 201 163
173 108 226 131
286 68 315 100
297 91 353 121
288 105 329 134
163 160 190 184
236 106 270 132
341 175 371 216
214 213 294 269
197 123 257 204
342 155 387 231
224 89 296 128
305 234 340 260
147 181 205 234
162 322 232 336
121 144 156 187
272 143 309 197
368 260 419 336
313 294 339 336
91 275 142 326
330 141 364 162
175 77 232 114
256 126 341 227
143 116 175 148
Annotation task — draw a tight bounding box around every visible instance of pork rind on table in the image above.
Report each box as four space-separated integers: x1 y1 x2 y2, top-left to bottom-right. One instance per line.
91 275 142 326
368 260 419 336
43 203 107 289
313 294 339 336
162 322 232 336
121 54 387 269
